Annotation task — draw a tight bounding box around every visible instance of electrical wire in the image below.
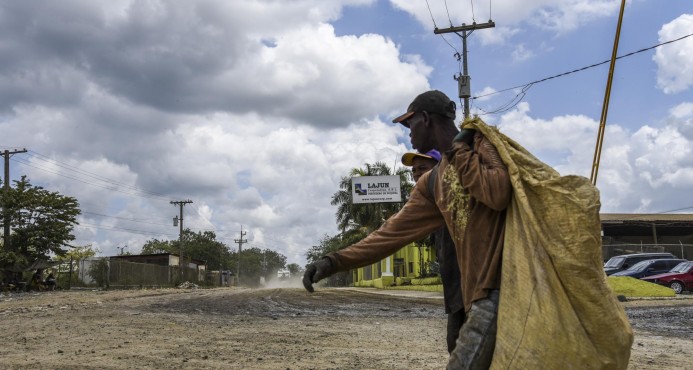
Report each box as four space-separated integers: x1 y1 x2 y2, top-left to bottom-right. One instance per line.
426 0 461 54
77 221 178 238
425 0 438 28
473 32 693 101
444 0 454 26
475 83 534 115
190 203 217 231
26 150 170 200
470 0 476 23
81 210 172 227
12 155 168 201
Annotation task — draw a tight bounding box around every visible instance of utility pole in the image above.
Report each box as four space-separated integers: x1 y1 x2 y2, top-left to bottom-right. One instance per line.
171 199 192 280
234 226 247 286
434 21 496 119
591 0 627 186
2 148 27 251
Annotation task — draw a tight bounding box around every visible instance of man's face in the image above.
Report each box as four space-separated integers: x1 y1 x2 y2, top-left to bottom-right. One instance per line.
411 156 437 182
403 112 432 153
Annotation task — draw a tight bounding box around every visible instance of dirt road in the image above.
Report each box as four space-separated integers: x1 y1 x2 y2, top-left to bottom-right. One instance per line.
1 286 691 369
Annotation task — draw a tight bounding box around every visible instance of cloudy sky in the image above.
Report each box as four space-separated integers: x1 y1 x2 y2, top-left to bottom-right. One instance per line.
1 0 691 265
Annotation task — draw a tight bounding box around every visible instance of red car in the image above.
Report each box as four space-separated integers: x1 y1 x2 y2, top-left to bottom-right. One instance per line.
641 261 693 294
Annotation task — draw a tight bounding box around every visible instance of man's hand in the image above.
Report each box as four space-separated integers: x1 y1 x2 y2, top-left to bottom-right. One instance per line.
453 128 476 146
302 258 334 293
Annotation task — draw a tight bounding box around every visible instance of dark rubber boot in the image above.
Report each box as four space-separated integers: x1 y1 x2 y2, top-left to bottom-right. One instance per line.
446 290 499 370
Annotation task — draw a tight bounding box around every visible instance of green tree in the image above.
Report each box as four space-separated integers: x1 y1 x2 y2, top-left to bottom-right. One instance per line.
0 176 80 270
286 263 304 277
140 229 231 270
230 247 286 286
88 258 109 288
55 244 97 262
183 230 230 271
331 162 413 233
141 238 174 254
53 244 98 288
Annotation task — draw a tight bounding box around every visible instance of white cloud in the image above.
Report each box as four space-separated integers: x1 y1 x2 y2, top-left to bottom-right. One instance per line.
494 101 693 213
389 0 619 44
1 1 688 268
0 0 423 265
511 44 535 62
474 86 498 102
0 1 428 128
654 14 693 94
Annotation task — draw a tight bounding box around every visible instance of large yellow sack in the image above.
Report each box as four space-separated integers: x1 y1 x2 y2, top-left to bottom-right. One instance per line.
463 118 633 369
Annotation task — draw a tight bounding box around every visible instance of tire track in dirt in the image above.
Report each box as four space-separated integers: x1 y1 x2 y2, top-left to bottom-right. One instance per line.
144 288 446 318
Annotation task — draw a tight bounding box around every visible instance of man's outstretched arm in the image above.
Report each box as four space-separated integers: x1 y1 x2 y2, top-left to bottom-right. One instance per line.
303 176 445 292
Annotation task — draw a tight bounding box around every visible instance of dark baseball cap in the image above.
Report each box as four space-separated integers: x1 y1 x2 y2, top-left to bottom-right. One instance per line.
401 149 442 166
392 90 456 126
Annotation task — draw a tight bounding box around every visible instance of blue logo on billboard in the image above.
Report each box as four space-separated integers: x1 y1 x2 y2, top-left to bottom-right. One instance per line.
355 183 367 195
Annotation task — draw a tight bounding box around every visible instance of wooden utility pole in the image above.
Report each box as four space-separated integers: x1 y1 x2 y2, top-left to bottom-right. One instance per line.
435 21 495 119
234 226 247 286
2 148 27 251
171 199 192 280
591 0 627 186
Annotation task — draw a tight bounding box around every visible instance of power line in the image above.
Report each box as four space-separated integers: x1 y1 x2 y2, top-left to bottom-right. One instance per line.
425 0 438 28
444 0 454 26
190 203 217 231
81 210 172 227
77 222 178 238
473 32 693 101
469 0 476 23
11 157 168 201
20 151 171 201
425 0 460 54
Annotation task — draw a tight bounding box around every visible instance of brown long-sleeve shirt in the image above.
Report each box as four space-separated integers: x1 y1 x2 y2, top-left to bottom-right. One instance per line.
326 132 511 312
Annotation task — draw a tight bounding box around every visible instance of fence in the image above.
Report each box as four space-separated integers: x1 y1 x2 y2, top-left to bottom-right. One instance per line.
602 243 693 261
62 257 208 288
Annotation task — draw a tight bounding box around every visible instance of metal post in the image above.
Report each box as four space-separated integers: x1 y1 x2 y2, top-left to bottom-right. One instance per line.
434 22 495 121
234 226 247 286
170 200 193 281
462 31 469 119
2 148 27 251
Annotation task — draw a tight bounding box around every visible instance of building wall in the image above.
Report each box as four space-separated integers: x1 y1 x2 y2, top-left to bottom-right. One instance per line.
353 242 435 287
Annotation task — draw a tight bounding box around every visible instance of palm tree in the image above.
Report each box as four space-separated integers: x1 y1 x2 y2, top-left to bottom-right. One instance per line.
331 161 413 233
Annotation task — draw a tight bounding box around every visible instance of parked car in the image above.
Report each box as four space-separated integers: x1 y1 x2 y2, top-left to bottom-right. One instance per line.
603 252 676 275
610 258 686 279
641 261 693 294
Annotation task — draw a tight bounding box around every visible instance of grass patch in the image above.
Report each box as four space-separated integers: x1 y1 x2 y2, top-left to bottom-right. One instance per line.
607 276 676 297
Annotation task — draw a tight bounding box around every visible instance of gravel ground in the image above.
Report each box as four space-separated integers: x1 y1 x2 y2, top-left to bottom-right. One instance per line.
0 286 691 369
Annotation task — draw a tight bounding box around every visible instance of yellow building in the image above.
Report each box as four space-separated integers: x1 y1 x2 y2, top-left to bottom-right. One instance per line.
352 242 437 288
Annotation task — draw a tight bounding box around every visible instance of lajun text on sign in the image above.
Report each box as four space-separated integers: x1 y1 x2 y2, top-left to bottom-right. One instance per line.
351 175 402 204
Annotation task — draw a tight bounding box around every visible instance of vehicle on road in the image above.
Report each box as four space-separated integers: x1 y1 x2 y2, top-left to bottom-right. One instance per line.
641 261 693 294
611 258 686 279
604 252 677 275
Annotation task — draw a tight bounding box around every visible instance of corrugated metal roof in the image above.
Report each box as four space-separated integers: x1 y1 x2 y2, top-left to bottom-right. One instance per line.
600 213 693 222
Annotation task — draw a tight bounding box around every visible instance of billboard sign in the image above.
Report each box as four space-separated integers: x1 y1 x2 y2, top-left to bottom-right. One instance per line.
351 175 402 204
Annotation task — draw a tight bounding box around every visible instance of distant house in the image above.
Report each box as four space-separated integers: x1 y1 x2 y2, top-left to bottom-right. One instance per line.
110 253 204 268
110 253 207 282
601 213 693 260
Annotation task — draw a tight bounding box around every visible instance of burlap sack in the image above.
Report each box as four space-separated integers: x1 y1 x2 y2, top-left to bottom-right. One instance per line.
463 118 633 369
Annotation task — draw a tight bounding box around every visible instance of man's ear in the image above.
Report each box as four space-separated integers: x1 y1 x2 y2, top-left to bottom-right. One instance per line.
421 110 431 127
